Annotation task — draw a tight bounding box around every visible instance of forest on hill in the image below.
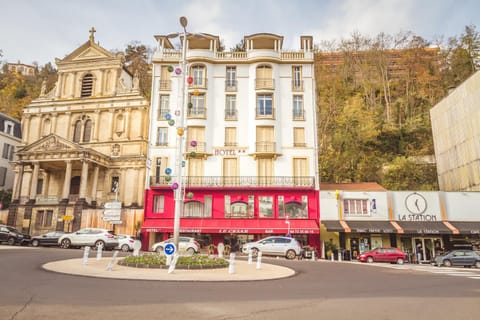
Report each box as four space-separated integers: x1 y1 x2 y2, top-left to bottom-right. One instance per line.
0 25 479 190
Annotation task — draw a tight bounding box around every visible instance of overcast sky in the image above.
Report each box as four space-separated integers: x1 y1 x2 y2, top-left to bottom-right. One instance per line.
1 0 479 65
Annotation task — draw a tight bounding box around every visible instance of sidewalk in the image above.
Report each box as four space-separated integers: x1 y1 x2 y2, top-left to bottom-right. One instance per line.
42 257 296 281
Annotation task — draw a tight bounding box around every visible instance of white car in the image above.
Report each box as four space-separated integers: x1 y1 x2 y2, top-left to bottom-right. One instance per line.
116 234 137 252
242 236 304 260
151 237 199 255
58 228 118 250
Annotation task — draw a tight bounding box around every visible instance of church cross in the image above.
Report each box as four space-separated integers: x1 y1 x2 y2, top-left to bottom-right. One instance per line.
89 27 96 42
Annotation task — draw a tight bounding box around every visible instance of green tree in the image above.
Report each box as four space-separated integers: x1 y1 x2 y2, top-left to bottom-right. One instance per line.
123 41 152 98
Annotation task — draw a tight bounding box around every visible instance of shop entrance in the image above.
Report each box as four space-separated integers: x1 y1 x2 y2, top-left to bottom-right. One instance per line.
412 237 443 263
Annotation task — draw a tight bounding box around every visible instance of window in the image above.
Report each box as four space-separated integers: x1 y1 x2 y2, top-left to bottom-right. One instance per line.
256 126 275 153
188 94 206 117
2 144 14 160
73 117 92 143
343 199 369 215
5 121 14 135
183 201 204 217
73 120 82 142
35 210 53 227
293 158 308 185
83 119 92 142
278 195 285 218
156 127 168 146
186 126 205 152
224 195 254 218
285 197 308 218
292 66 303 90
36 179 43 195
226 66 237 90
225 127 237 147
293 128 305 147
159 66 171 90
256 94 273 117
153 195 165 213
81 73 94 97
154 157 168 184
256 65 273 89
293 95 304 119
223 158 238 185
158 95 170 119
0 167 6 186
225 95 237 119
191 65 206 87
259 196 273 218
111 177 119 193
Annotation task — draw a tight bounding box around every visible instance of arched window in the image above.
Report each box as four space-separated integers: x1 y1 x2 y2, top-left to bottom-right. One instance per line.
73 120 82 142
81 73 94 97
83 119 92 142
183 200 204 217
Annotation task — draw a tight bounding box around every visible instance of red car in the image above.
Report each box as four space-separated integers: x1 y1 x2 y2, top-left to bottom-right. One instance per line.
357 247 407 264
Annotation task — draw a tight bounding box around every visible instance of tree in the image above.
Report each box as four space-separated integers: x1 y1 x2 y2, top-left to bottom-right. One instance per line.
123 41 153 98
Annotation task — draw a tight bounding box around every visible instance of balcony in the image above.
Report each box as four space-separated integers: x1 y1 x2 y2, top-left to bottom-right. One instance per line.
291 80 303 91
255 78 274 90
292 109 305 120
190 78 208 89
186 141 206 153
158 108 170 119
255 108 275 119
225 80 237 91
150 175 315 188
256 141 276 153
187 107 206 118
159 80 171 91
225 108 238 120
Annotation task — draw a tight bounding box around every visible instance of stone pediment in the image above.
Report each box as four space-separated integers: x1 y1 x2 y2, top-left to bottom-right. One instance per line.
20 134 82 153
73 46 110 61
60 40 115 63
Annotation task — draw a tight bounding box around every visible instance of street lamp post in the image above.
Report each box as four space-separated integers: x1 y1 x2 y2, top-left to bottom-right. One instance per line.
172 16 189 249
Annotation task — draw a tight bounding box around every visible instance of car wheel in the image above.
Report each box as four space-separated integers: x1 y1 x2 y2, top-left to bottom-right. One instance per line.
121 244 130 252
94 240 105 250
186 247 195 255
155 246 164 254
475 261 480 268
31 239 39 247
443 259 452 267
251 248 259 257
396 258 404 265
60 238 71 249
366 256 374 263
286 249 296 260
7 237 15 245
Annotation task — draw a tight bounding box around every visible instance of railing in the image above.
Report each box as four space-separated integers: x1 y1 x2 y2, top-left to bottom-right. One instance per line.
150 176 315 187
156 50 309 61
225 108 238 120
281 52 305 59
158 108 170 119
216 52 248 59
225 80 237 91
291 80 304 91
293 142 307 147
256 141 276 153
255 107 275 119
293 109 305 120
159 80 171 91
255 78 275 90
187 107 206 118
190 78 208 89
186 141 206 153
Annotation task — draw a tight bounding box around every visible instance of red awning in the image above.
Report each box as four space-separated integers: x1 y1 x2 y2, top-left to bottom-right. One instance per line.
142 218 319 234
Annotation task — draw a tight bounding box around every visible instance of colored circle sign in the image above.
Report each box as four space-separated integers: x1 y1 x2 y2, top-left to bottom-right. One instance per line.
175 110 181 116
164 243 176 256
187 76 193 84
187 192 194 199
171 182 179 190
190 140 197 147
165 113 172 120
168 65 174 72
165 168 172 175
175 67 182 75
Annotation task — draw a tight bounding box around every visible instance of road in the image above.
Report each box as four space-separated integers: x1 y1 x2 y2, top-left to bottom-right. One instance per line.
1 246 479 320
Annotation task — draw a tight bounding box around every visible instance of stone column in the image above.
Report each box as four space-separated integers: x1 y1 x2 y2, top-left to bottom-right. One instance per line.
29 162 40 201
91 164 99 202
93 110 101 142
51 112 58 135
125 108 131 139
55 72 63 98
79 160 89 199
109 109 115 140
65 112 72 140
136 167 145 206
12 164 24 201
62 160 72 200
22 115 31 144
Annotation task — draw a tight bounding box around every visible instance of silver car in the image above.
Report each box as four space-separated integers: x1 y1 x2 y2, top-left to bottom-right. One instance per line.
242 236 304 259
151 237 199 255
58 228 118 250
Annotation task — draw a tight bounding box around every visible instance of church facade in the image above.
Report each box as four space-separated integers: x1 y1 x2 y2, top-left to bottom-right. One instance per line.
7 29 148 236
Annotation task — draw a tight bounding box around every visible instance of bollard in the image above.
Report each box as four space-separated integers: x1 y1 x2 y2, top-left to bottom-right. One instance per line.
256 251 262 270
330 253 334 261
248 249 253 264
311 250 316 261
82 246 90 265
106 250 119 271
228 253 235 274
168 254 179 274
96 243 103 260
338 251 342 262
166 254 172 266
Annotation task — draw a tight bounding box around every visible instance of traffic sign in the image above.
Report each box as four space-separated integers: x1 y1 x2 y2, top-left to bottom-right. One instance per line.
164 243 176 256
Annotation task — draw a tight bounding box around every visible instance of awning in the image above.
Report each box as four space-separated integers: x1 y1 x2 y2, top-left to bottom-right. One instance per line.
395 221 453 234
447 221 480 235
321 220 346 232
142 218 319 234
344 221 397 233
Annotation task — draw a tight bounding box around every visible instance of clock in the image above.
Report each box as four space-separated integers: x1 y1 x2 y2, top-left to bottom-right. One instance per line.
405 193 427 214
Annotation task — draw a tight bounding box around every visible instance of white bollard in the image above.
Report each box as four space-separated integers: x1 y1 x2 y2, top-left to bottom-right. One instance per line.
96 243 103 260
82 246 90 265
330 253 334 261
256 251 262 270
248 249 253 264
338 251 342 262
106 250 119 271
228 253 235 274
166 254 172 266
217 243 225 259
168 254 179 274
311 250 316 261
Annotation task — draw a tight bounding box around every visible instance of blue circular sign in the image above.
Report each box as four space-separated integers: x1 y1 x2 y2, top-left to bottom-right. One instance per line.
164 243 176 256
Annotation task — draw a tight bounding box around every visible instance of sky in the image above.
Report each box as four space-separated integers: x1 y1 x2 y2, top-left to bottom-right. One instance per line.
1 0 479 66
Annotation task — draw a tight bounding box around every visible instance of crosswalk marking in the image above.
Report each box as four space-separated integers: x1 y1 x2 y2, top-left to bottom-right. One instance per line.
366 262 480 279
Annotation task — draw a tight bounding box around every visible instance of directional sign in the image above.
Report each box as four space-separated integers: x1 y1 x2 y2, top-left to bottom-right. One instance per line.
164 243 176 256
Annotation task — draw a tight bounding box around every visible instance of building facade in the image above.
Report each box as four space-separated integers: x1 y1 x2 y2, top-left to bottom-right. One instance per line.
321 183 480 262
7 29 148 236
0 113 21 193
143 32 320 252
430 70 480 191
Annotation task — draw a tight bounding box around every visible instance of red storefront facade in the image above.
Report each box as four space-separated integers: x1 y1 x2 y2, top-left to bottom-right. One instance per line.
141 184 320 253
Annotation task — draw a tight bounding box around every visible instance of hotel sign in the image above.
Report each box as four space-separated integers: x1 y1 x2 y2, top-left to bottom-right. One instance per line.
213 147 247 156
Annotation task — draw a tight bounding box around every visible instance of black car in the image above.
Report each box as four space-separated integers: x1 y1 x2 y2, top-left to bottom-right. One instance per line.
0 224 31 245
30 231 65 247
433 249 480 268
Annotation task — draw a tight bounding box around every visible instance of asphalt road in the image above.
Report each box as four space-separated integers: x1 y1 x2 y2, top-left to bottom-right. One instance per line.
1 246 479 320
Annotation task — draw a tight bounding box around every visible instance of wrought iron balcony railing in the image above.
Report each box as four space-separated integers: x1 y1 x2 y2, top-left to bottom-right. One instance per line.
150 176 315 188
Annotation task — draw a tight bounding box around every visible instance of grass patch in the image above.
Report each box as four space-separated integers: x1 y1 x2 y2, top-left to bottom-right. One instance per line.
119 254 229 269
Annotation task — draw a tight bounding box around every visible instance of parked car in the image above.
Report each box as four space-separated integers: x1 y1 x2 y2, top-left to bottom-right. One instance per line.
241 236 304 260
432 249 480 268
151 237 200 255
116 234 136 252
58 228 118 250
31 231 66 247
357 247 407 264
0 224 31 245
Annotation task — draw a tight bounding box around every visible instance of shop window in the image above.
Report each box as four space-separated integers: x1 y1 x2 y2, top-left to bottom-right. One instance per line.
259 196 273 218
35 210 53 227
285 201 307 218
183 200 204 217
343 199 369 215
224 195 254 218
153 195 164 213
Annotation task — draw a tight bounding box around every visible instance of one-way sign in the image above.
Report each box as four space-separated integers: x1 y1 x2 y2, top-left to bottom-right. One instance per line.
164 243 176 256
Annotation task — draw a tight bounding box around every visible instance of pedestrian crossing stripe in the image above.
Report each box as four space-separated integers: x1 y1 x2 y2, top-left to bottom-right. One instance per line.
468 276 480 280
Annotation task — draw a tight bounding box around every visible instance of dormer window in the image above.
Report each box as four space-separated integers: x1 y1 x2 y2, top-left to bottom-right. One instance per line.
4 121 14 135
81 73 94 97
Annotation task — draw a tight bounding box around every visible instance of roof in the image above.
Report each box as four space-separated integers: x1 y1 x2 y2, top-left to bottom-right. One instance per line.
320 182 386 191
